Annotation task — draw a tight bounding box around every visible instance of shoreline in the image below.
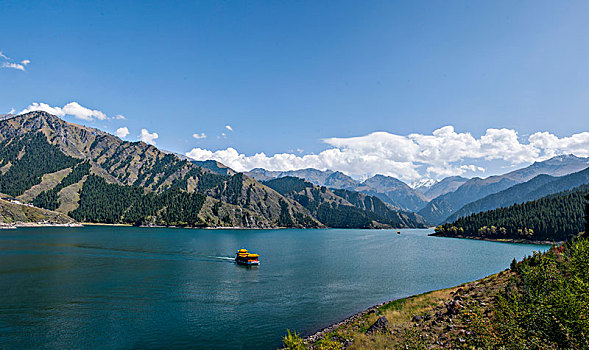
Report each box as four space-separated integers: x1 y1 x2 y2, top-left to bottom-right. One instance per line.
299 270 514 348
1 222 82 228
303 299 400 343
428 232 560 245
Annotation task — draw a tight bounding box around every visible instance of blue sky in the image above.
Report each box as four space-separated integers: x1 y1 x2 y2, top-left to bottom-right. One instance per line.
1 1 588 182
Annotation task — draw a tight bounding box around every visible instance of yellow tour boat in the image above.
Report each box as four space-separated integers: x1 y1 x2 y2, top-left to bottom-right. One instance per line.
235 248 260 266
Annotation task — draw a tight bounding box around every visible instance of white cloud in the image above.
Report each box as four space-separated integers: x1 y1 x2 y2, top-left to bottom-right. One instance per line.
114 114 126 120
225 125 233 131
20 102 65 116
192 133 206 139
186 126 589 182
140 128 158 145
62 102 107 121
116 127 130 138
19 101 114 121
1 62 26 71
8 108 15 114
0 51 30 71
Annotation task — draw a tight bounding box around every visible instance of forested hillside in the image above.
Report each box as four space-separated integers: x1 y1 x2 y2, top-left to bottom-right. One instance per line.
432 184 589 242
263 176 426 228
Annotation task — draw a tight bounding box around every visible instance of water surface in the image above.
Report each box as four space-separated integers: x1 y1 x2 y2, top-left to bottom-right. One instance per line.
0 227 548 349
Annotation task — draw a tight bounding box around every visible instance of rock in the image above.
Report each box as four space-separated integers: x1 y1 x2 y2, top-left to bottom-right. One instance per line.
424 313 432 321
453 295 463 301
366 316 389 335
411 315 424 322
446 300 463 315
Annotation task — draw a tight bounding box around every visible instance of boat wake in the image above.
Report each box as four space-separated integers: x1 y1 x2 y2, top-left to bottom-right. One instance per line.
211 256 235 262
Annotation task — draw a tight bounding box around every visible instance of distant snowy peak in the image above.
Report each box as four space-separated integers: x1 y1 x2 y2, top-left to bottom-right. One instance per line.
411 178 438 191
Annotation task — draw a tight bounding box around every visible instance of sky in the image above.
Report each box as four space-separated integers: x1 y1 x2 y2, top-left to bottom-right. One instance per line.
1 1 589 183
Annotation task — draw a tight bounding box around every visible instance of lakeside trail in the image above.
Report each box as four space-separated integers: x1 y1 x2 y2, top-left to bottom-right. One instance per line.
299 271 512 349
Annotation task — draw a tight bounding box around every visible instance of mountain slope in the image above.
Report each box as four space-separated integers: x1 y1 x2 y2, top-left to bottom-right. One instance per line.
418 155 589 224
0 198 75 225
0 112 318 228
263 176 426 228
358 175 428 212
422 176 468 200
446 167 589 222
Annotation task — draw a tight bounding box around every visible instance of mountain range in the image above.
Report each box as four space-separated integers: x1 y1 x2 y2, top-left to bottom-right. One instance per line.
262 176 426 228
0 111 425 229
246 168 430 212
445 167 589 223
418 155 589 224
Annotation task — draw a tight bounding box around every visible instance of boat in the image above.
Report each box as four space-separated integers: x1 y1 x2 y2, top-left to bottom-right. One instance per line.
235 248 260 266
397 231 401 234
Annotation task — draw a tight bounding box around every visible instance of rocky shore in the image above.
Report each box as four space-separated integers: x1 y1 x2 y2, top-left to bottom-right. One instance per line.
299 270 513 349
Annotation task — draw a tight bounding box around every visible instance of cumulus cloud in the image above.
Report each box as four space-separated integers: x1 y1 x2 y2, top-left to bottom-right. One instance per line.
192 133 206 139
8 108 15 114
0 51 30 71
19 101 116 121
140 128 159 145
116 127 130 138
225 125 233 131
114 114 126 120
62 102 107 121
186 126 589 182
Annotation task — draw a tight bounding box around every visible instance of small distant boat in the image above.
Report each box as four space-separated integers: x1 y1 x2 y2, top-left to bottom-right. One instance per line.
235 248 260 266
397 231 401 235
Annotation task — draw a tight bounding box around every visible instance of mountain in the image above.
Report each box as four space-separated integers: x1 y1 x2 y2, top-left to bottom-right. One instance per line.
446 167 589 222
411 178 438 193
246 168 428 212
262 176 426 228
432 184 589 242
422 176 468 200
191 160 236 176
418 155 589 224
246 168 358 189
0 112 320 228
357 175 429 212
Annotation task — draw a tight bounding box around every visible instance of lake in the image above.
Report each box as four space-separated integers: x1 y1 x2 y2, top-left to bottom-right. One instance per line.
0 227 548 349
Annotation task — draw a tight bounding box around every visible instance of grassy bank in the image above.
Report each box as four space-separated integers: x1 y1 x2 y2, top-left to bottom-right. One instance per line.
282 235 589 349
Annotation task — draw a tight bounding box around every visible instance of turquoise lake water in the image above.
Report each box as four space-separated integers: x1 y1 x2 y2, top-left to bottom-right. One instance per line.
0 227 548 349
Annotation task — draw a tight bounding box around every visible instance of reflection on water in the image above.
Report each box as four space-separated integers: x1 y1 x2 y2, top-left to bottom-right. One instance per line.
0 226 548 349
